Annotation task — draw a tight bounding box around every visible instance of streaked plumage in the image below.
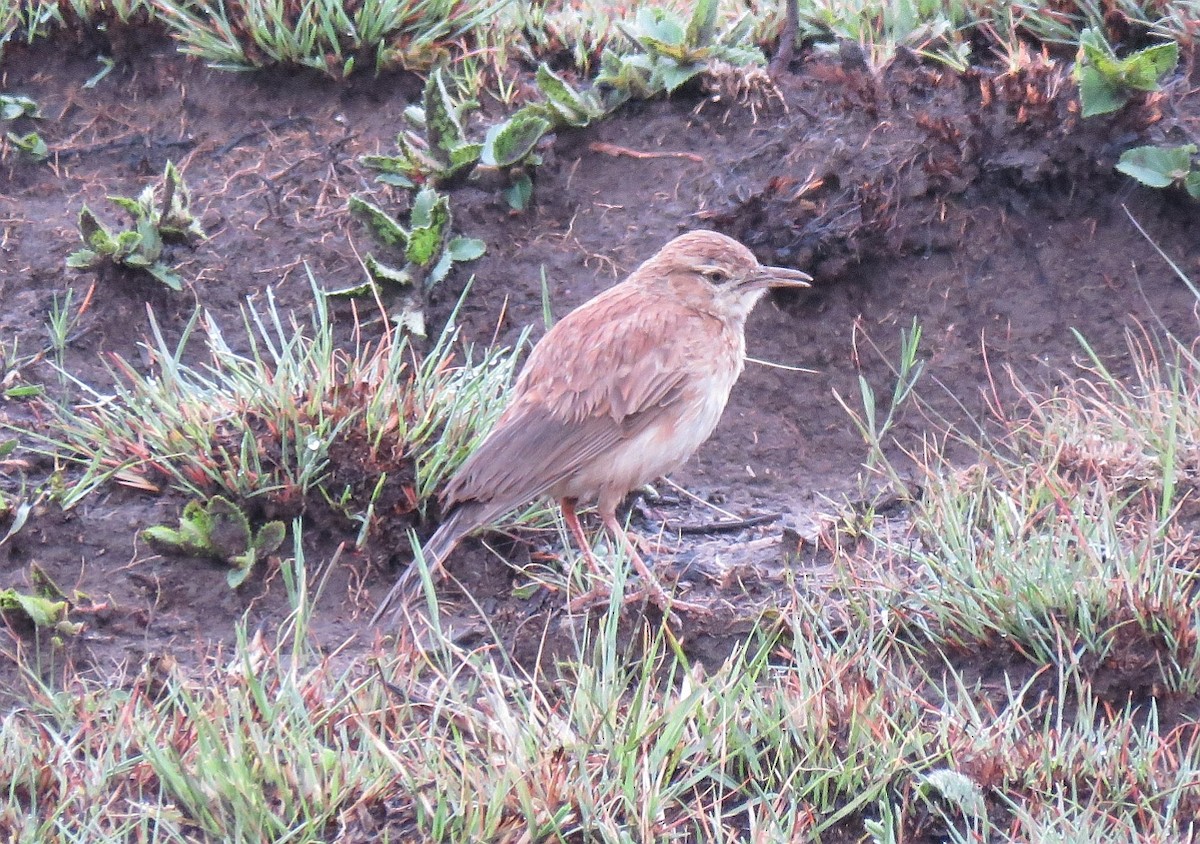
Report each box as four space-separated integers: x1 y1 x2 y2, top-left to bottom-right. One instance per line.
373 230 811 623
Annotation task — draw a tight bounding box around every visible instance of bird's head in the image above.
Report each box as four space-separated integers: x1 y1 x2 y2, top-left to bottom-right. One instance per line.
641 230 812 323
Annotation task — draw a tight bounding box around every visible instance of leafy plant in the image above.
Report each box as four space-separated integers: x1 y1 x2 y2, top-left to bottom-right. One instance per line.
0 587 77 634
0 93 39 120
2 93 47 160
481 64 606 210
4 130 47 160
66 161 206 291
153 0 497 77
366 63 607 210
0 563 80 637
143 495 286 588
1075 27 1178 118
361 66 483 188
596 0 763 104
342 188 484 334
1116 144 1200 197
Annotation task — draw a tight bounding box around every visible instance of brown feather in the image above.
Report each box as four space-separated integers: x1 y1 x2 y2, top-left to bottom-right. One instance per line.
371 230 811 624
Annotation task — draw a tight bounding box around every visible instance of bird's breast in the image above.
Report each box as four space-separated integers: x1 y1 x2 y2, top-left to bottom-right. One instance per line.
549 341 744 510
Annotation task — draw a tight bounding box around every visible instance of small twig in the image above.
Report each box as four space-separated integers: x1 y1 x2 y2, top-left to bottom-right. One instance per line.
660 478 739 521
670 512 783 535
745 355 819 373
770 0 799 78
587 142 704 164
54 134 196 160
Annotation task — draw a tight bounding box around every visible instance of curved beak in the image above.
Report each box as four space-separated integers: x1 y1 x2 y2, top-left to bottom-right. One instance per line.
744 264 813 290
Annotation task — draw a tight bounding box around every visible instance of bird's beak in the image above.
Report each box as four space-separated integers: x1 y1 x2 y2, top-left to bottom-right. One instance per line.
747 264 813 290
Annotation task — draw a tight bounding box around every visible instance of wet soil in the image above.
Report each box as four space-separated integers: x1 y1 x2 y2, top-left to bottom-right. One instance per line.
2 36 1200 742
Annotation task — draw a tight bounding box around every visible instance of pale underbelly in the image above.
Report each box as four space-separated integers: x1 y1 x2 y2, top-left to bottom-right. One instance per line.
548 383 731 512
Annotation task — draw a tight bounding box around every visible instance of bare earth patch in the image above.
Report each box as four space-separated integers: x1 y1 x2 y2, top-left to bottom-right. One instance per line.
1 38 1199 715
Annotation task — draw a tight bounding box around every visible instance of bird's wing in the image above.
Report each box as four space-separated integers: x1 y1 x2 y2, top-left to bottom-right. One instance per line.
442 283 700 511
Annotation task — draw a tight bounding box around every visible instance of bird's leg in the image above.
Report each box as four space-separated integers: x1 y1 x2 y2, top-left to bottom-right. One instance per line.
560 498 603 576
601 512 707 616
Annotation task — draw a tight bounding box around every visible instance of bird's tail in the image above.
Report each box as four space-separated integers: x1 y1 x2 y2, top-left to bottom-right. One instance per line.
369 504 482 626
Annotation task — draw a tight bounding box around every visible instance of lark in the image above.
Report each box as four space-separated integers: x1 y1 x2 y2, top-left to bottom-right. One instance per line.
373 230 811 623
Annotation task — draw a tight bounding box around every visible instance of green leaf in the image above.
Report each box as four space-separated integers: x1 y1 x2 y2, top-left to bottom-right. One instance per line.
1116 144 1196 188
109 196 141 215
1186 170 1200 199
0 94 39 120
402 103 426 130
1077 65 1126 117
424 66 470 165
66 249 99 269
1077 28 1116 69
142 524 190 552
0 588 69 629
409 187 445 230
364 253 412 286
348 195 409 249
323 279 378 297
226 555 253 588
374 172 416 188
446 141 483 174
481 111 551 168
146 263 184 291
684 0 718 48
252 521 286 554
657 61 703 94
503 173 534 211
6 131 47 160
115 229 142 254
535 64 603 127
1126 41 1178 90
407 224 447 268
634 8 684 50
447 236 486 261
427 248 454 288
77 206 105 242
406 189 451 266
206 495 252 559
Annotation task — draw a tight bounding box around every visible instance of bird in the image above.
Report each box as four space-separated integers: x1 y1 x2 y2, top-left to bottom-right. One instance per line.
371 229 811 624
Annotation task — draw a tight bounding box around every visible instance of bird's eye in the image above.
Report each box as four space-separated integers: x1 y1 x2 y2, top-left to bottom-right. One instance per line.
703 268 728 285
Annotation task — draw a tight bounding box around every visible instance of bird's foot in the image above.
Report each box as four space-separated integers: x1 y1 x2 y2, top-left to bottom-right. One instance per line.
566 582 707 622
627 530 675 558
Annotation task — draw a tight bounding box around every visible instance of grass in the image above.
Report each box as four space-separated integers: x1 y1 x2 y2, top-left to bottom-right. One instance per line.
3 0 1199 80
6 280 1200 838
833 324 1200 697
5 0 1200 839
11 273 521 530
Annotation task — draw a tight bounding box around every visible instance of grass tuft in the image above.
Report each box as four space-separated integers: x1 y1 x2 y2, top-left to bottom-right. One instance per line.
11 273 520 531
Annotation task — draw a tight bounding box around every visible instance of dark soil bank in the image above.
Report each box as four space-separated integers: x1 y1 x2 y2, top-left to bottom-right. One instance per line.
1 39 1199 695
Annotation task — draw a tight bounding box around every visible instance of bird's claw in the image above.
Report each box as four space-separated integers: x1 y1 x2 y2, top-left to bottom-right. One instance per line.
567 583 708 623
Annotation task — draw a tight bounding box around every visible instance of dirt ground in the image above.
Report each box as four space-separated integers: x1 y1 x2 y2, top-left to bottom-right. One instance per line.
2 38 1199 700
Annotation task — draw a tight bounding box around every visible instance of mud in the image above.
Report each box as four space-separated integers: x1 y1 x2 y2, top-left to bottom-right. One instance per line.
1 37 1199 721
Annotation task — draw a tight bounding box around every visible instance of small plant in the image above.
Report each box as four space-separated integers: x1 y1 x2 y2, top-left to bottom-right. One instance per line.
1116 144 1200 197
5 130 48 160
481 64 606 209
365 63 607 210
0 93 39 120
343 188 484 334
143 495 286 588
1075 27 1178 118
66 161 206 291
154 0 496 77
361 66 483 188
596 0 763 104
2 94 47 161
0 563 80 637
